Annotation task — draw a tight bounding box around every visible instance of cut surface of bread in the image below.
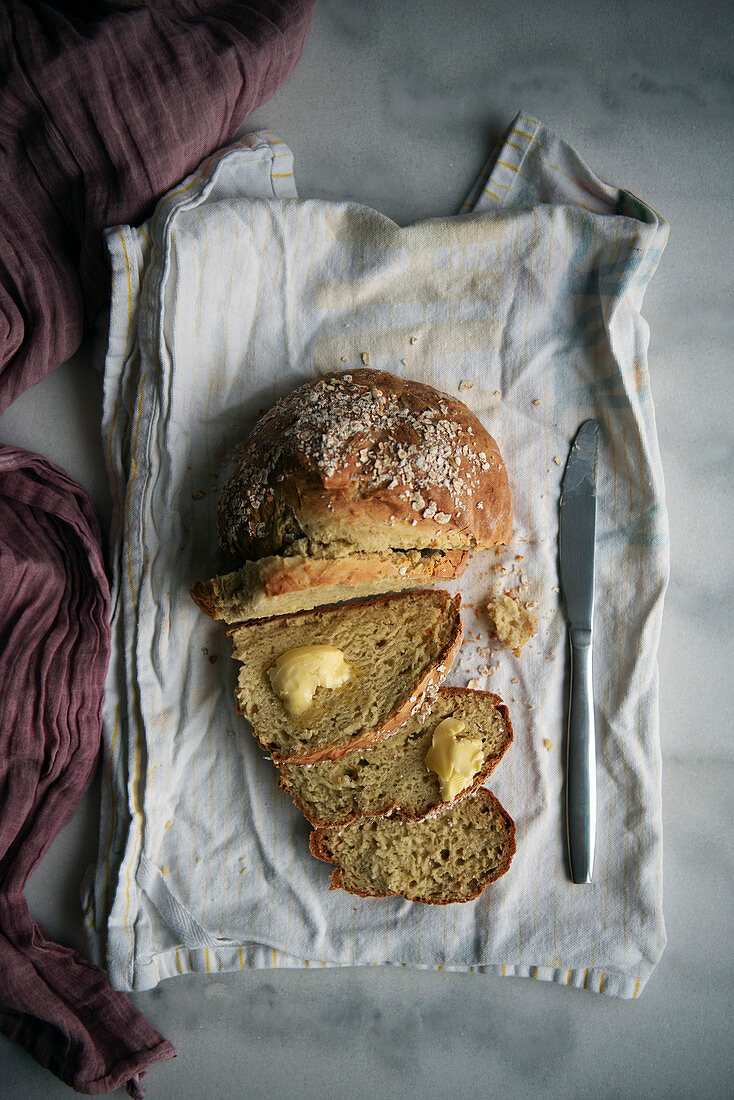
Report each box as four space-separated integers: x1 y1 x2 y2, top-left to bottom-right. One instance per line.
230 589 462 765
310 788 515 904
277 688 513 827
191 546 468 623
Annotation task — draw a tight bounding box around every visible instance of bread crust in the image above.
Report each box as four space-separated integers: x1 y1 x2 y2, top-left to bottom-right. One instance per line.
189 578 220 619
259 547 469 597
309 788 516 904
276 687 514 828
190 548 469 621
228 590 463 766
218 369 513 560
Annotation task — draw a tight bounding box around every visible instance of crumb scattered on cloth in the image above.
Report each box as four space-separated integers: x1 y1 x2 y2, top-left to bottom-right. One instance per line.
486 591 539 657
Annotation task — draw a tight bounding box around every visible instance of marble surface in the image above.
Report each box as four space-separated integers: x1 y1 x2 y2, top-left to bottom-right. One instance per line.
1 0 733 1096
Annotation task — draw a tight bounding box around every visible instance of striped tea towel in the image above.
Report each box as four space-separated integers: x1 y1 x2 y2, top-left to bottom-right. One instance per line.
84 114 669 999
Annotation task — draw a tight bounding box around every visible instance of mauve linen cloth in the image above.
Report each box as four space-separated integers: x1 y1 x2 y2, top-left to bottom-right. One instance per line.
0 0 316 1092
0 447 175 1094
0 0 317 414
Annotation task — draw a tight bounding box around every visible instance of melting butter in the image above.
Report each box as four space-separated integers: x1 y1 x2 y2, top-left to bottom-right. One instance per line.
268 645 351 716
424 717 483 802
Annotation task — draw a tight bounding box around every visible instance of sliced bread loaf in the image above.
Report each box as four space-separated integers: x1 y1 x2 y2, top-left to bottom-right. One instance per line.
217 369 512 561
230 589 462 765
310 788 515 904
277 687 512 827
191 545 468 623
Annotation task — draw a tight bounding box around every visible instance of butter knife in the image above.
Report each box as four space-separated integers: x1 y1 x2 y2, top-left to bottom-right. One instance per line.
559 419 599 884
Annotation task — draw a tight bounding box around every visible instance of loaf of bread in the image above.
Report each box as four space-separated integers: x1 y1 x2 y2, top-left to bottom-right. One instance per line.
218 369 512 562
193 369 519 905
191 544 468 623
277 687 512 827
229 589 462 765
310 788 515 904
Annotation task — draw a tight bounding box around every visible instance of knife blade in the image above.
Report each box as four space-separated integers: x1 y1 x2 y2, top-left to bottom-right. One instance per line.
559 419 599 884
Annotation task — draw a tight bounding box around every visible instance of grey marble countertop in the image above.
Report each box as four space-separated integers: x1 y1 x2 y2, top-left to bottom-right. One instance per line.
1 1 732 1097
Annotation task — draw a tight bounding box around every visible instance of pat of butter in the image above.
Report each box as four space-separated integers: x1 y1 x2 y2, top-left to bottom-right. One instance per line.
268 645 351 716
424 717 483 802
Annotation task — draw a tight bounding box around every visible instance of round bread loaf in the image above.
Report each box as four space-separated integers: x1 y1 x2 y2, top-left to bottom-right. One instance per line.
218 369 512 559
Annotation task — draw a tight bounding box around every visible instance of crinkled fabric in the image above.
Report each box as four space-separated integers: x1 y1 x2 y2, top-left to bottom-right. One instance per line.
0 445 176 1094
0 0 317 413
89 115 669 1000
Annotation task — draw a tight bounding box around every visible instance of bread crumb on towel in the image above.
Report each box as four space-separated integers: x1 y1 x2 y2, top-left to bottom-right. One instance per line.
486 591 538 657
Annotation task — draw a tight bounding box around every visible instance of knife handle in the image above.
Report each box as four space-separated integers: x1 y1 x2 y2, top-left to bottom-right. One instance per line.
566 627 596 884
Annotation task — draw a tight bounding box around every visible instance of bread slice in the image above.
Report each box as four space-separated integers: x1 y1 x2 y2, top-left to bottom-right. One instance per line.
229 589 462 765
191 546 468 623
277 687 512 827
310 788 515 904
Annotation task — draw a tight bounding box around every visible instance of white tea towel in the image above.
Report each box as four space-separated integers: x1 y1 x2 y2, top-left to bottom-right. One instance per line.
84 114 669 999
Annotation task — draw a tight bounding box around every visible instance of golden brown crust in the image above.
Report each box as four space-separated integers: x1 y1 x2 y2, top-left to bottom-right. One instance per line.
308 788 516 904
190 548 469 623
228 589 463 766
276 686 514 828
218 369 513 560
190 579 219 619
259 547 469 597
